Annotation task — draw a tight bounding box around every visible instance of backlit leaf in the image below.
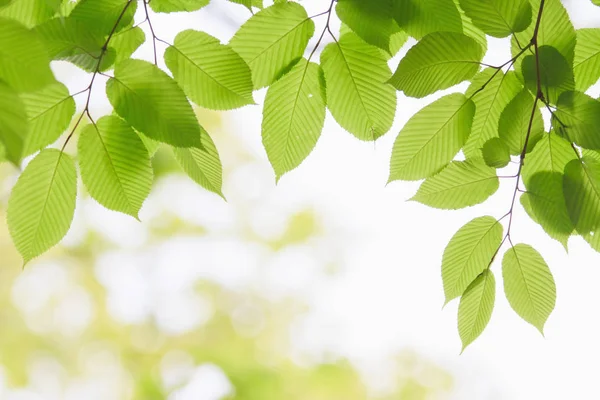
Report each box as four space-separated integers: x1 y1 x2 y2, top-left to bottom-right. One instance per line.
573 29 600 92
78 116 153 218
522 46 574 105
389 94 475 182
0 81 27 164
229 2 314 89
106 59 203 148
411 159 499 209
458 0 531 38
173 133 224 198
458 270 495 351
563 157 600 235
393 0 462 39
442 216 503 303
7 149 77 264
554 91 600 150
389 32 483 98
321 32 396 140
336 0 399 52
482 138 510 168
498 89 544 156
262 59 325 179
502 244 556 334
165 30 255 110
149 0 209 13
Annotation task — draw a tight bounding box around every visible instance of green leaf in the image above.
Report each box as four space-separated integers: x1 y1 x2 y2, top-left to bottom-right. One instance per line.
393 0 462 39
106 59 203 148
0 17 54 91
0 0 61 28
70 0 136 36
563 157 600 235
502 244 556 334
458 0 531 38
164 30 255 110
111 26 146 66
389 32 483 98
34 17 114 72
458 270 495 351
512 0 575 80
336 0 399 53
411 159 499 209
554 91 600 150
78 116 153 218
463 69 522 159
229 2 314 89
173 133 224 198
522 45 574 105
389 94 475 182
262 59 325 180
7 149 77 264
442 216 503 303
20 82 75 157
498 89 544 156
482 138 510 168
0 81 27 164
521 132 576 185
321 32 396 141
150 0 209 13
454 0 487 53
521 171 573 248
573 29 600 92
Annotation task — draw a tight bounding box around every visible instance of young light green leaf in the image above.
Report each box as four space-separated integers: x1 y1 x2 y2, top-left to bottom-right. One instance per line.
7 149 77 264
521 132 577 185
393 0 462 39
149 0 209 13
563 157 600 235
78 116 153 218
229 2 314 89
389 32 483 98
522 46 574 105
20 82 75 157
411 159 499 209
498 89 544 156
173 132 224 198
164 30 255 110
106 59 203 148
458 0 531 38
0 0 61 28
521 171 573 249
482 138 510 168
554 91 600 150
458 270 495 351
70 0 136 36
502 244 556 334
111 26 146 65
0 81 27 164
442 216 503 303
34 17 114 72
455 0 487 53
321 32 396 141
262 59 325 180
463 69 522 159
512 0 575 79
336 0 399 53
0 17 54 91
573 29 600 92
389 94 475 182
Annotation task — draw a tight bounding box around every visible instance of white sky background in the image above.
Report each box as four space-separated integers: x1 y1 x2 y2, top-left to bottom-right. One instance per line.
49 1 600 399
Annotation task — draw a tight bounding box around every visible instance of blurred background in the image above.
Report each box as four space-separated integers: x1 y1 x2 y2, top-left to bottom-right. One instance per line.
0 0 600 399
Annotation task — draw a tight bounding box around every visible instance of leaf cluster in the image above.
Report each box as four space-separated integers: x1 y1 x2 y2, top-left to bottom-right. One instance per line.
1 0 599 349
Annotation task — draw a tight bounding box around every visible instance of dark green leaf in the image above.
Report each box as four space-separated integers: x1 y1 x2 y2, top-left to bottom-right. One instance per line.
336 0 399 52
150 0 209 13
554 91 600 150
393 0 462 39
459 0 531 38
0 80 27 164
498 89 544 155
482 138 510 168
522 45 574 105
